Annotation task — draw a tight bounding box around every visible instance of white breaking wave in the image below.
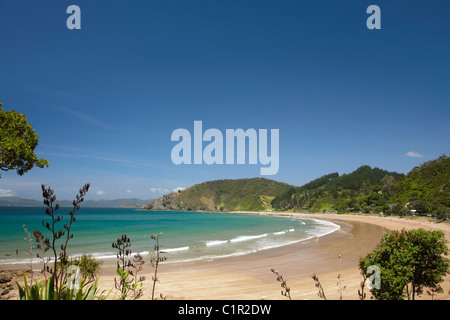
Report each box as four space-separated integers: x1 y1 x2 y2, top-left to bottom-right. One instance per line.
305 219 341 237
229 233 268 243
162 246 190 253
205 240 229 246
273 228 295 235
1 217 341 266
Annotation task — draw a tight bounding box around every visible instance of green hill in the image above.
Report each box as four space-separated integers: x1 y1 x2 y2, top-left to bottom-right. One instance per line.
271 155 449 218
143 178 293 212
143 155 449 219
390 154 450 216
271 165 405 213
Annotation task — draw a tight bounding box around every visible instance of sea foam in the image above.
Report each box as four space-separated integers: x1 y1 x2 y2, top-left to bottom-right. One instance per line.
230 233 268 243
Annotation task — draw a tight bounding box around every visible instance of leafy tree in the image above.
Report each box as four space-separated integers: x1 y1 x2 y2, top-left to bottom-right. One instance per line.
381 175 397 196
399 207 410 216
410 200 431 215
359 179 372 195
435 207 449 220
301 172 339 190
0 101 49 177
389 203 404 215
359 229 449 300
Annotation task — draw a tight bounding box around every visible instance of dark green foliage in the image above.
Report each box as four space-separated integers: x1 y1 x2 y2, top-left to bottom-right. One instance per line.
391 154 450 216
270 187 299 210
271 165 404 212
270 155 449 218
0 101 49 177
302 172 339 190
359 229 449 300
435 207 450 220
146 155 449 218
270 173 339 210
327 165 404 191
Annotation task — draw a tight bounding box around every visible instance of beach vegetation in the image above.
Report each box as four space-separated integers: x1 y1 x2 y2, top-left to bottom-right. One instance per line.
39 183 90 297
112 233 145 300
337 253 346 300
68 254 103 285
312 273 327 300
17 273 103 300
358 266 377 300
150 232 167 300
17 183 109 300
111 232 166 300
270 268 291 300
359 228 450 300
129 253 146 298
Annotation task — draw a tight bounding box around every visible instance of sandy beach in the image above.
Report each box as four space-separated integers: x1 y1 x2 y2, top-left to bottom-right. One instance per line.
96 213 450 300
3 213 449 300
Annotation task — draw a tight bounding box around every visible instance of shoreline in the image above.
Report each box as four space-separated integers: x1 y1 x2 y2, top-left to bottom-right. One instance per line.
0 211 341 268
3 212 450 300
98 212 450 300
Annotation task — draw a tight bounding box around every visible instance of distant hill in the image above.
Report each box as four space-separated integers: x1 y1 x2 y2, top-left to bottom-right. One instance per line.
0 197 42 207
143 178 294 212
0 197 153 208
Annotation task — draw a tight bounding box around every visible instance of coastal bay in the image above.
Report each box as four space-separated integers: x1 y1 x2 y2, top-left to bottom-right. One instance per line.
89 213 450 300
2 211 449 300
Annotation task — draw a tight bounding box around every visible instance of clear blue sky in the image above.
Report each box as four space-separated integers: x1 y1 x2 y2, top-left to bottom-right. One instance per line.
1 0 449 200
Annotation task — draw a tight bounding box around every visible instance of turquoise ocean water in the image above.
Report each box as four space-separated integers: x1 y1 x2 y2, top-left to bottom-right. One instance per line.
0 206 340 265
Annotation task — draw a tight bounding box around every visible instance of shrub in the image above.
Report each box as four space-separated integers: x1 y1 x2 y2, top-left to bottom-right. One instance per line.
69 254 102 284
359 228 450 300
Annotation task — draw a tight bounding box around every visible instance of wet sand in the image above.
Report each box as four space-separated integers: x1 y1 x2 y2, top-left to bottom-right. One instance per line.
4 213 450 300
